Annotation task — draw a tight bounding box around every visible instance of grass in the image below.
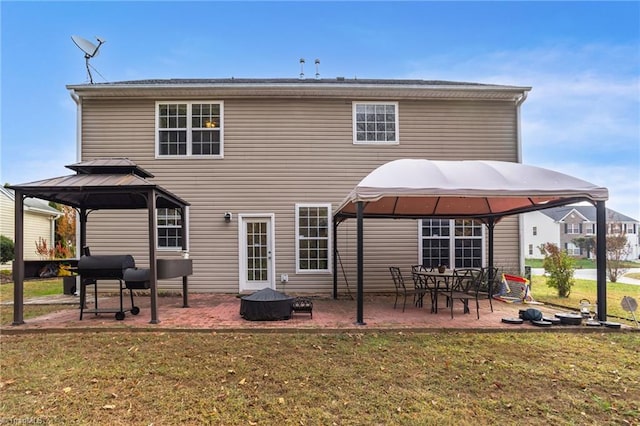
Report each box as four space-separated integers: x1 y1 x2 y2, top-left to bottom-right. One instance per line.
1 331 639 425
530 275 640 325
525 258 640 269
0 279 75 325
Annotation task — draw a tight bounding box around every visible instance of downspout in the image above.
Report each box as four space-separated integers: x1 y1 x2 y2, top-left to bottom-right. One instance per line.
515 91 529 277
69 89 82 257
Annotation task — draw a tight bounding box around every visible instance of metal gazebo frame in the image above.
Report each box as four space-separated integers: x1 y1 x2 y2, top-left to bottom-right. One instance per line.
9 158 190 325
333 159 609 325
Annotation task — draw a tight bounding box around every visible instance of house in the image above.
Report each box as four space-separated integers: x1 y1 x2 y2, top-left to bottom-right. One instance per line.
0 186 61 264
522 205 640 260
65 78 531 294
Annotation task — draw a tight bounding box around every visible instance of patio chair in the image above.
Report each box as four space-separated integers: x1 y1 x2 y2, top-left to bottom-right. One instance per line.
411 264 437 312
479 266 498 312
389 267 429 312
446 268 483 319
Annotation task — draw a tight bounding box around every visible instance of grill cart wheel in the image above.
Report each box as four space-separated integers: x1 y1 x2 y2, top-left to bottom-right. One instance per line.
131 307 140 315
115 312 125 321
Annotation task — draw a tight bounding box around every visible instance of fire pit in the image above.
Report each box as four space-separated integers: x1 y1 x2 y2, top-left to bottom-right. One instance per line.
240 288 294 321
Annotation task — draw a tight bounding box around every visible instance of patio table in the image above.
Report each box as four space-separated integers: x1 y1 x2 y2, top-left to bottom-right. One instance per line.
414 269 456 313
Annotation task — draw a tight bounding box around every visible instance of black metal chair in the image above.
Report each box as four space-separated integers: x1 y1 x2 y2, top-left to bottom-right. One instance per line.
411 265 438 312
389 266 429 312
446 268 483 319
479 266 499 312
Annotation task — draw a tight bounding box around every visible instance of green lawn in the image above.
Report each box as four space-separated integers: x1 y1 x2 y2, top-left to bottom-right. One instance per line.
530 275 640 325
525 258 640 269
0 279 74 325
1 332 638 425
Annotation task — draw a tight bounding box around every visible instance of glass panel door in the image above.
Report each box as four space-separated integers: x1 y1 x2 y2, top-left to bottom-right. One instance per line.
239 216 273 292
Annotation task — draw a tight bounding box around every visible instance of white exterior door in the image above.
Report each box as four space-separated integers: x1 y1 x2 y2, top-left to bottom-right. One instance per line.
239 214 275 292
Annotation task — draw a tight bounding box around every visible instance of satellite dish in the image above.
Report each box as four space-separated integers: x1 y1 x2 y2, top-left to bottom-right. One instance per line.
71 35 106 84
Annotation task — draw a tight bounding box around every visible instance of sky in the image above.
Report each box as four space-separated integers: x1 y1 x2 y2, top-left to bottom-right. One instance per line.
1 1 639 220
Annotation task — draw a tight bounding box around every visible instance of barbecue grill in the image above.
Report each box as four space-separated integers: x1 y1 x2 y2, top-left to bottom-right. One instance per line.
78 255 150 320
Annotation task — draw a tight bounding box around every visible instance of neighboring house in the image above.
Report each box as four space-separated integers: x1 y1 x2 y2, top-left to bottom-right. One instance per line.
523 205 640 260
0 186 61 264
66 78 531 293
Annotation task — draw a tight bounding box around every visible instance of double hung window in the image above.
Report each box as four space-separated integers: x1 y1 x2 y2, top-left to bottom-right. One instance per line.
296 204 331 273
157 102 223 157
157 208 183 249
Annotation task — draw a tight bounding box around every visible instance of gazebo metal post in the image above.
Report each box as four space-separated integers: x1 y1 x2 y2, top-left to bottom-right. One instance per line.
148 190 159 324
79 208 88 253
356 201 365 325
486 218 495 282
181 207 189 308
596 201 607 321
12 191 25 325
78 208 88 310
332 220 338 299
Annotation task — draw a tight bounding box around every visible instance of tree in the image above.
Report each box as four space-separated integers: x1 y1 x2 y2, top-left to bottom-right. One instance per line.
49 202 76 258
606 234 631 283
1 235 15 263
539 242 575 297
572 236 596 258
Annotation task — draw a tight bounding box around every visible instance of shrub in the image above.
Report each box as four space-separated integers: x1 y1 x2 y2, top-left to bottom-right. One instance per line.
1 235 15 264
539 242 575 298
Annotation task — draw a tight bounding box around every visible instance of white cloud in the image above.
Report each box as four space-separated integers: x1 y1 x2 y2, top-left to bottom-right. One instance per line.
404 42 640 220
532 161 640 221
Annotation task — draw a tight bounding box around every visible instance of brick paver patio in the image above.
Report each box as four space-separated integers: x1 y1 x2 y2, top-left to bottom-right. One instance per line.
3 291 605 332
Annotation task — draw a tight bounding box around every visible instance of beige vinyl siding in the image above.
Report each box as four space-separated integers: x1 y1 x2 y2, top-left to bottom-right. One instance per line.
0 194 14 243
1 193 57 263
81 95 520 293
23 213 55 260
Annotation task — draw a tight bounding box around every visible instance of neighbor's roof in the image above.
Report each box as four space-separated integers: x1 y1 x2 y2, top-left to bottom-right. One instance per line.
67 78 531 101
539 205 638 223
335 159 609 220
0 186 61 217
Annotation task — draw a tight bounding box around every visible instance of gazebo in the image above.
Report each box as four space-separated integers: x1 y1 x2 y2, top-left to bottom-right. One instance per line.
9 158 190 325
333 159 609 325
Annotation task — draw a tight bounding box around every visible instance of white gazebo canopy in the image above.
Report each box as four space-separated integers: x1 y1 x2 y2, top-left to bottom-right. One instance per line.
333 159 609 325
335 159 609 219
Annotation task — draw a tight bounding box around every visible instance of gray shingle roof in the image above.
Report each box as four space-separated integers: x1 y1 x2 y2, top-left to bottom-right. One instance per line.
539 205 638 223
89 78 500 87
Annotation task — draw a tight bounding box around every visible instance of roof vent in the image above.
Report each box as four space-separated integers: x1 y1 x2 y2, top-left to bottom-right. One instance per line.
299 58 305 79
315 59 320 79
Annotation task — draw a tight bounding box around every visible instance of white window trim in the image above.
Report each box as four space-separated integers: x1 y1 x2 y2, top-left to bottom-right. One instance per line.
155 101 224 159
156 206 189 252
352 101 399 145
295 203 332 274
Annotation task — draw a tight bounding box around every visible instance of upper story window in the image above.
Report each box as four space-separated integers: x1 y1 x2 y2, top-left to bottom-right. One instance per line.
353 102 398 144
156 102 223 158
296 203 332 273
566 223 581 234
532 226 537 236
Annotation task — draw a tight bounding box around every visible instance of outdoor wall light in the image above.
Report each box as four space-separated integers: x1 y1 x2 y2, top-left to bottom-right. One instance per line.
224 212 232 223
